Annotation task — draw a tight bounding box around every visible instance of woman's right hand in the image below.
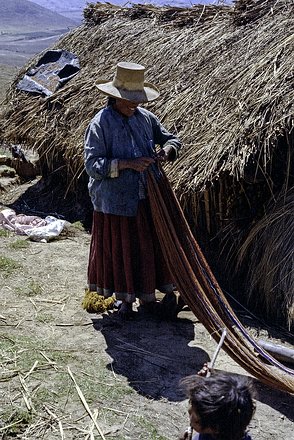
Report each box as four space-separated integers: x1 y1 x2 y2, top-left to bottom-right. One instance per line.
118 157 155 172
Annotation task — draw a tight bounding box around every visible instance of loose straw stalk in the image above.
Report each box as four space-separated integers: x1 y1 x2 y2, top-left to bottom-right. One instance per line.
67 366 106 440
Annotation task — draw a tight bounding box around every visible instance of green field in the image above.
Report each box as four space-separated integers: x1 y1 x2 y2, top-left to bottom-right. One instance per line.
0 0 80 83
0 28 72 66
0 27 75 102
0 0 77 32
0 64 19 103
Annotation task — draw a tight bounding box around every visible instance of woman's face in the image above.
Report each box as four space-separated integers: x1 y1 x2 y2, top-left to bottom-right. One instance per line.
114 98 140 117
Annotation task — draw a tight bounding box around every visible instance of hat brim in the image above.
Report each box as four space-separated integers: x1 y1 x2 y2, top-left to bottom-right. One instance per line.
95 80 160 103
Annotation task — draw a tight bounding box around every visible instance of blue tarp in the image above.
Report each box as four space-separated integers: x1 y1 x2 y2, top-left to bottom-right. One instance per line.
17 49 80 96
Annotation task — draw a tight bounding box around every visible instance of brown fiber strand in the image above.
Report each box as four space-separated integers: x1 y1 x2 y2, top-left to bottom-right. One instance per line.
147 167 294 394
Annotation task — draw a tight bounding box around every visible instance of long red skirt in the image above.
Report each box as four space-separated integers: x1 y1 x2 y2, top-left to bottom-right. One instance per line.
87 199 174 303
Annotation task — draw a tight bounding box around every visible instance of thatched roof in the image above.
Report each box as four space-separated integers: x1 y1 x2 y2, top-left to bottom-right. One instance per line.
1 0 293 196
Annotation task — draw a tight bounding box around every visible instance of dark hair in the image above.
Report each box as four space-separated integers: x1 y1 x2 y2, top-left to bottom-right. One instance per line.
107 97 116 106
181 373 256 440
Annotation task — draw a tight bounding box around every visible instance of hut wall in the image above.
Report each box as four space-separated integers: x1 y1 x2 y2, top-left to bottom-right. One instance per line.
182 133 294 328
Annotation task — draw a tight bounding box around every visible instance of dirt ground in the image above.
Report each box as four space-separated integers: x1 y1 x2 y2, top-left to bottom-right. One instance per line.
0 177 294 440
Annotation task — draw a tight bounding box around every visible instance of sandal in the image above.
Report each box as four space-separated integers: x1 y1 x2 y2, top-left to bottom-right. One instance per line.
158 292 179 320
117 302 136 320
138 301 162 316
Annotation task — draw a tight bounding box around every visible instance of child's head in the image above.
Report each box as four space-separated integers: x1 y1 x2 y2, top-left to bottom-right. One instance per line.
182 373 256 440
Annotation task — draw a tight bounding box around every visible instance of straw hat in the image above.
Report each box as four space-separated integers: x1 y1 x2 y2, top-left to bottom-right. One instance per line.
96 62 160 103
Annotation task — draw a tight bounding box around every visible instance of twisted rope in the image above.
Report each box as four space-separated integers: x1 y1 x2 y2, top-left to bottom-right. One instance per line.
147 168 294 394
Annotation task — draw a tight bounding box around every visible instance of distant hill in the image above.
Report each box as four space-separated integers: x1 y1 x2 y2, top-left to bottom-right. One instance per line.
31 0 86 10
30 0 86 21
0 0 78 32
30 0 86 12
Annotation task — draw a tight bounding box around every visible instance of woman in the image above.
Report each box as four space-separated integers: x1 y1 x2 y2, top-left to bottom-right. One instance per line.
84 61 181 319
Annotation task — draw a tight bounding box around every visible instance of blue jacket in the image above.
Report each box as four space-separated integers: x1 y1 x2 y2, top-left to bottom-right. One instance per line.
84 105 181 216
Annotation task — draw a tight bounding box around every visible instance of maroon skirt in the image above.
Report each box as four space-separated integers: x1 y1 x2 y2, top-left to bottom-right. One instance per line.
87 199 174 303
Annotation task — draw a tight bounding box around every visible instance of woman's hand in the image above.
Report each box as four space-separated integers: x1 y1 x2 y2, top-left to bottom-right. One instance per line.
118 157 155 172
157 145 175 162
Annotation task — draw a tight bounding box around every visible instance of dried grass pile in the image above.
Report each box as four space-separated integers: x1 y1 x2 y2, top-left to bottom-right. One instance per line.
237 188 294 329
0 0 293 326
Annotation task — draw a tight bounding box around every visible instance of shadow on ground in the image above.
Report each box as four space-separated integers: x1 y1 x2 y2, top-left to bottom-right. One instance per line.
92 310 294 421
4 174 93 227
252 379 294 422
92 311 209 402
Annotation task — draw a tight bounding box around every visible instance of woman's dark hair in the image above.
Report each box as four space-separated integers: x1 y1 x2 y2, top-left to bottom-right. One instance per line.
107 97 116 106
181 373 256 440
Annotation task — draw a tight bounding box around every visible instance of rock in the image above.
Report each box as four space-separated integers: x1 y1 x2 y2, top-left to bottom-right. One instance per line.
0 165 17 178
0 155 12 166
0 176 20 191
11 159 40 180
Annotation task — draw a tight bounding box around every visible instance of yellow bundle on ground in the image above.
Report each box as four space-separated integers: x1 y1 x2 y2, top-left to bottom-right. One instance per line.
82 289 116 313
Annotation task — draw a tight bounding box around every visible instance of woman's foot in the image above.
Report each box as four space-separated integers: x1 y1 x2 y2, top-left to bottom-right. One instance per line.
138 301 161 316
117 302 136 320
159 292 178 320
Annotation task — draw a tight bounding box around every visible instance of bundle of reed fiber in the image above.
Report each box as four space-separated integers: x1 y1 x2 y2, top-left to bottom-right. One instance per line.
82 289 116 313
83 2 231 27
147 167 294 394
233 0 293 26
83 1 122 25
237 187 294 329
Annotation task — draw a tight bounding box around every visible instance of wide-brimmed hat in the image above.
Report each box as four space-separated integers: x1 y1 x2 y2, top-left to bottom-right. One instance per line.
96 62 160 103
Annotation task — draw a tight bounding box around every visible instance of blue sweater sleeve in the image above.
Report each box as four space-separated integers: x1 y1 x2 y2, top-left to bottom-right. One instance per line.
148 111 181 160
84 113 112 180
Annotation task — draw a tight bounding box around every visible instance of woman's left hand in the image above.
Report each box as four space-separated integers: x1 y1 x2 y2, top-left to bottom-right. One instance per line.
157 145 174 162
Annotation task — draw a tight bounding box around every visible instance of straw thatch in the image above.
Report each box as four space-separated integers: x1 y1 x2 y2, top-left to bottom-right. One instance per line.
0 0 293 326
237 188 294 329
